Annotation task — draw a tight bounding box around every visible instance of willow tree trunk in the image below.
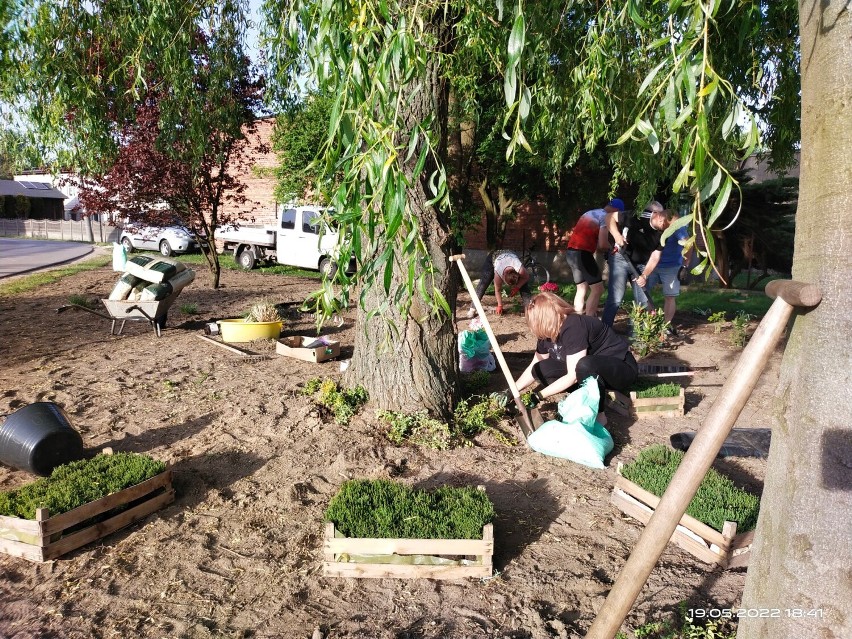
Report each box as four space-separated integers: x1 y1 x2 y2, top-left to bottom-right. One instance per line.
344 16 458 420
738 3 852 637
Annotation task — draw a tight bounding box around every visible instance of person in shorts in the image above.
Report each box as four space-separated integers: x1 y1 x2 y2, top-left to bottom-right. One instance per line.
565 198 625 316
466 249 532 318
645 222 692 336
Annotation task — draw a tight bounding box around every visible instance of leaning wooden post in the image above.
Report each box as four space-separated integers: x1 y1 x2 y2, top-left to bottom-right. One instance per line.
587 280 821 639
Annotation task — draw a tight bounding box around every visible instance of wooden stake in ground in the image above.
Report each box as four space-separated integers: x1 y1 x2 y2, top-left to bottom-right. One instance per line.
586 280 822 639
450 254 544 440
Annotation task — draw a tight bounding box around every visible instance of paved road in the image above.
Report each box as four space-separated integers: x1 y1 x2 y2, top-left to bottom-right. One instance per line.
0 238 95 279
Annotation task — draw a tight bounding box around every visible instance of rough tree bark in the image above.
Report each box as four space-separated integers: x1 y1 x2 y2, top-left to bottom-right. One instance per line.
344 15 458 420
738 2 852 637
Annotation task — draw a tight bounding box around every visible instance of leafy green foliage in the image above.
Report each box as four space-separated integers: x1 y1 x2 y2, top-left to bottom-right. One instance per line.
381 394 514 449
325 479 494 540
303 378 369 425
627 302 670 357
621 446 760 533
631 380 682 399
615 602 736 639
708 311 727 332
381 410 454 451
459 371 491 397
271 92 335 204
730 311 751 348
0 453 166 520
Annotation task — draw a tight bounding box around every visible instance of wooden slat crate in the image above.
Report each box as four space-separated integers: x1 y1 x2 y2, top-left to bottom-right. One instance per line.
629 387 685 418
610 468 752 568
0 468 174 562
323 522 494 579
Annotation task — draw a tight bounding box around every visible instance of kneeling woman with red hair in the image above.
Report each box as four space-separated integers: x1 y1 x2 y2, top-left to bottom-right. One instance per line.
514 292 638 424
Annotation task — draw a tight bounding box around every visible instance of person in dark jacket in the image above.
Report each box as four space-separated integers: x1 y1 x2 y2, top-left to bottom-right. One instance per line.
514 291 638 425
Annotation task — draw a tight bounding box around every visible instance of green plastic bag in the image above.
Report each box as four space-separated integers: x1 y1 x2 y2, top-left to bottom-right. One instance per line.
527 377 614 469
459 328 491 358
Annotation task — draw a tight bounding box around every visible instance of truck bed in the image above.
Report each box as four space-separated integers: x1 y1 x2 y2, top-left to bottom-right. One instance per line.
216 225 277 247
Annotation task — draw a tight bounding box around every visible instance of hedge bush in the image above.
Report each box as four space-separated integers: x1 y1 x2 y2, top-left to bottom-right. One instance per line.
621 445 760 533
325 479 495 539
0 453 166 520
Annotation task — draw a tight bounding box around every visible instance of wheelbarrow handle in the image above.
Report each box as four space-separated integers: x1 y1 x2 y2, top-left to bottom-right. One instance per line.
56 304 114 321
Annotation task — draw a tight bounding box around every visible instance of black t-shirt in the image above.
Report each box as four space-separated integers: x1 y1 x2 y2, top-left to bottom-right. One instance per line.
613 211 664 265
536 314 630 362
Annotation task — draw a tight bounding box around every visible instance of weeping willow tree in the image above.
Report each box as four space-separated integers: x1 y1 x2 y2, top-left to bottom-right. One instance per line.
260 0 799 414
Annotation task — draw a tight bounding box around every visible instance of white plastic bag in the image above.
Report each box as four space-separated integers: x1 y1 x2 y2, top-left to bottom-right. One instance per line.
112 242 128 272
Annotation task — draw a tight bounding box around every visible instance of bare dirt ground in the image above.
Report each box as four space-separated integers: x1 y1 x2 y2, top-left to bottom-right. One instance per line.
0 256 780 639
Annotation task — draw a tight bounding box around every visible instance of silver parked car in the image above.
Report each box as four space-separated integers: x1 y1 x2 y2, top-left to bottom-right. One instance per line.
120 223 200 257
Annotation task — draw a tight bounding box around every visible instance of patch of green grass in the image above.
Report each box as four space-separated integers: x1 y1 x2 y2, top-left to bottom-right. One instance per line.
0 255 112 297
179 302 199 315
151 251 321 279
621 445 760 533
0 453 166 519
325 479 495 539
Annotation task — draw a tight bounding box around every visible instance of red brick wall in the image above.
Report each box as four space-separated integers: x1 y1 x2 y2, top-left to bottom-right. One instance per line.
461 199 574 253
220 117 279 225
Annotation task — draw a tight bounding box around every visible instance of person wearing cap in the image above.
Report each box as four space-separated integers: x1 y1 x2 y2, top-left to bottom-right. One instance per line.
645 217 694 336
564 198 625 316
466 249 532 318
602 201 674 327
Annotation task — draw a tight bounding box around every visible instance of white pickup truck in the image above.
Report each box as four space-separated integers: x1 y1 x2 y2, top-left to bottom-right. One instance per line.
217 205 352 276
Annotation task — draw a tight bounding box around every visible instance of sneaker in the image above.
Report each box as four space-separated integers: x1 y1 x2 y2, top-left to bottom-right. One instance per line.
665 325 678 337
466 307 477 319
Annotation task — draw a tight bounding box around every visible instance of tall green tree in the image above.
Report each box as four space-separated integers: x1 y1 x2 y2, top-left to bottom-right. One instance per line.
3 0 260 288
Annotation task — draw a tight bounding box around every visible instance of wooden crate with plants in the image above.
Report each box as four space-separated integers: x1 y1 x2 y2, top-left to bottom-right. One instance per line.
628 380 685 418
610 446 756 568
0 449 173 562
323 479 494 579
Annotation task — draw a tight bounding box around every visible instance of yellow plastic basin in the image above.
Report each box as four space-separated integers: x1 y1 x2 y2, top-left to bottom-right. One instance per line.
218 319 283 343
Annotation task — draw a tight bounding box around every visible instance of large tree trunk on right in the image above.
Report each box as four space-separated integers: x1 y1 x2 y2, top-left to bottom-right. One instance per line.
738 3 852 637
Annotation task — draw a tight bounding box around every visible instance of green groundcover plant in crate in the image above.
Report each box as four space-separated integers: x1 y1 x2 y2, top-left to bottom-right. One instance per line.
325 479 495 539
620 445 760 533
0 452 166 520
631 379 682 399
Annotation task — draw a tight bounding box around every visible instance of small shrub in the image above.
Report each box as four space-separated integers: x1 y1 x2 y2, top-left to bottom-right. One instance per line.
381 410 453 450
325 479 495 539
708 311 727 333
179 302 199 315
381 395 514 449
0 453 166 520
303 377 368 425
621 445 760 533
631 379 682 399
730 311 751 348
627 302 669 357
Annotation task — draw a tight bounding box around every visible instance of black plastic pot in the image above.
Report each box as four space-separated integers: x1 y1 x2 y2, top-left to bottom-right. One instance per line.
0 402 85 476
